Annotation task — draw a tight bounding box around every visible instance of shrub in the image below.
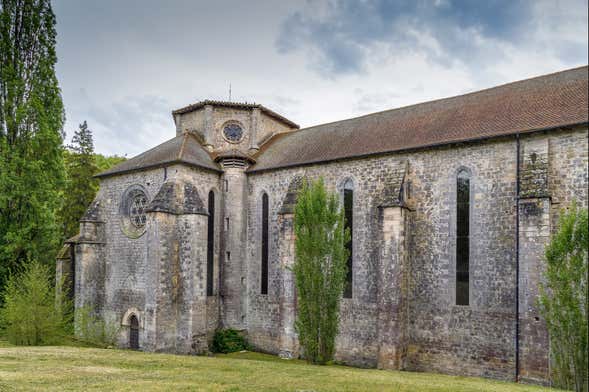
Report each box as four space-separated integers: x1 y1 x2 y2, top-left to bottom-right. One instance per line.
293 178 349 364
74 305 120 348
539 203 588 392
212 329 248 353
0 260 72 345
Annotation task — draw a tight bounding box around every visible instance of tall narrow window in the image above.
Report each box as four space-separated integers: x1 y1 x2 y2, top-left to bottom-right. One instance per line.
456 170 470 306
343 179 354 298
206 191 215 296
261 193 269 294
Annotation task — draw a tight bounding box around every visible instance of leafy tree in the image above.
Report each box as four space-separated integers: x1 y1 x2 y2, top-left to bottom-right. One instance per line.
0 0 65 291
59 121 98 240
0 259 72 345
293 178 349 364
94 153 125 173
539 203 588 392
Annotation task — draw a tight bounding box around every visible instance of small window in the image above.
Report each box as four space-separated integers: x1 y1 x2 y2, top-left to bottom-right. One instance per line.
343 179 353 298
456 169 470 306
206 191 215 296
261 193 269 295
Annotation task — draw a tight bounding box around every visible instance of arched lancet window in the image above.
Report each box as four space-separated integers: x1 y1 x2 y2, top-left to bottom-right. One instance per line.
129 315 139 349
206 191 215 296
261 193 269 294
343 179 354 298
456 169 470 306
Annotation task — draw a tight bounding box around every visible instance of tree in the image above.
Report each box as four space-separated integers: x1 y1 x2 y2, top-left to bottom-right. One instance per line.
0 259 72 345
539 203 588 392
59 121 98 240
0 0 65 292
293 178 349 364
94 153 125 173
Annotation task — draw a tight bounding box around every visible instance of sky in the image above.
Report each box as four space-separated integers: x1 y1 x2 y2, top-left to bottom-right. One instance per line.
52 0 589 157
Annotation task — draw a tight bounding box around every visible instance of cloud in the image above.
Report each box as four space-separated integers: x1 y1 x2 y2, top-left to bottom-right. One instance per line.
276 0 588 76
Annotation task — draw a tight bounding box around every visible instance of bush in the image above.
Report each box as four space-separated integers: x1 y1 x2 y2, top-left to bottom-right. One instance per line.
0 260 72 345
539 203 588 392
74 305 120 348
293 178 349 364
212 329 248 353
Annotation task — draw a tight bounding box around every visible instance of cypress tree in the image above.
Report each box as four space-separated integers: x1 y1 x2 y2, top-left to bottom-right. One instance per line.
0 0 65 290
60 121 98 240
293 178 349 364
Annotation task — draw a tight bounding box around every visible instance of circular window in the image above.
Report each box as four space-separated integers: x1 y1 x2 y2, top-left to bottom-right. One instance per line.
120 185 149 239
223 123 243 143
130 193 147 228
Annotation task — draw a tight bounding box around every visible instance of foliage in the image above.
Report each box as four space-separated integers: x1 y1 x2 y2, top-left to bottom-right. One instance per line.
94 153 126 173
74 305 120 348
212 328 249 353
0 0 65 292
59 121 98 240
59 138 126 241
293 178 349 364
539 203 588 392
0 260 72 345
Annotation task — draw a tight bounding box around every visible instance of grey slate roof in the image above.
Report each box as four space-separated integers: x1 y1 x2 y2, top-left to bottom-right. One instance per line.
249 66 588 173
96 132 221 178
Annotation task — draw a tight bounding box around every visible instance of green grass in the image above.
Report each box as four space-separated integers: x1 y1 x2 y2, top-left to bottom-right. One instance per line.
0 344 560 392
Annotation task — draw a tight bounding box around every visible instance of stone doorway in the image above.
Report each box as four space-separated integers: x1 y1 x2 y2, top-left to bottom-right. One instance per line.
129 315 139 349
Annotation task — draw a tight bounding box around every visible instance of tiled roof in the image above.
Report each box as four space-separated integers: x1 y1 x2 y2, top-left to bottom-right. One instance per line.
249 66 588 173
172 99 300 129
96 132 221 178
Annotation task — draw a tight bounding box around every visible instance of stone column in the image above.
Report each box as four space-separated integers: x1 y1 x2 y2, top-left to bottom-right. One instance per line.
219 164 249 330
376 206 409 370
277 212 298 358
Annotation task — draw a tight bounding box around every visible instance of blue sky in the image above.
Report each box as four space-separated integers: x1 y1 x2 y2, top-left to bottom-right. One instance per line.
53 0 588 156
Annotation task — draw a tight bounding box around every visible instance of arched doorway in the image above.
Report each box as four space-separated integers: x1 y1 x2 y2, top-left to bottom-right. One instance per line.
129 315 139 349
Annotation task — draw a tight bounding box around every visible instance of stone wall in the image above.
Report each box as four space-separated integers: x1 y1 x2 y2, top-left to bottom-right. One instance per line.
244 127 588 380
86 164 221 350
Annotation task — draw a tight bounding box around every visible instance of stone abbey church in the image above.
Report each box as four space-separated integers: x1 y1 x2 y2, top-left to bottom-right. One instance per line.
57 66 588 384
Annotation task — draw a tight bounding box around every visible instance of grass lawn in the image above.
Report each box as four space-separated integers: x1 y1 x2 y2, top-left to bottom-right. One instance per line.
0 343 560 392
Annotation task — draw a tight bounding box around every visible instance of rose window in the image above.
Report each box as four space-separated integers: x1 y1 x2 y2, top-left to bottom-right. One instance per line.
130 194 147 228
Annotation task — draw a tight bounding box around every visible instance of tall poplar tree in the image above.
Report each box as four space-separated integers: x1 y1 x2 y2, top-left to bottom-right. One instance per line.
60 121 98 240
293 178 349 364
0 0 65 290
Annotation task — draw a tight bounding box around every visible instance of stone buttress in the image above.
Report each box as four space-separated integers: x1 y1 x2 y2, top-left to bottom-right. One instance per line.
143 179 209 354
517 137 551 384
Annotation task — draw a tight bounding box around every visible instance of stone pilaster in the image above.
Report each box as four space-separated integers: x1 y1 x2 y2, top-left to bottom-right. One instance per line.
277 213 298 358
203 104 214 151
376 206 409 370
517 137 550 384
74 200 106 330
248 107 261 154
